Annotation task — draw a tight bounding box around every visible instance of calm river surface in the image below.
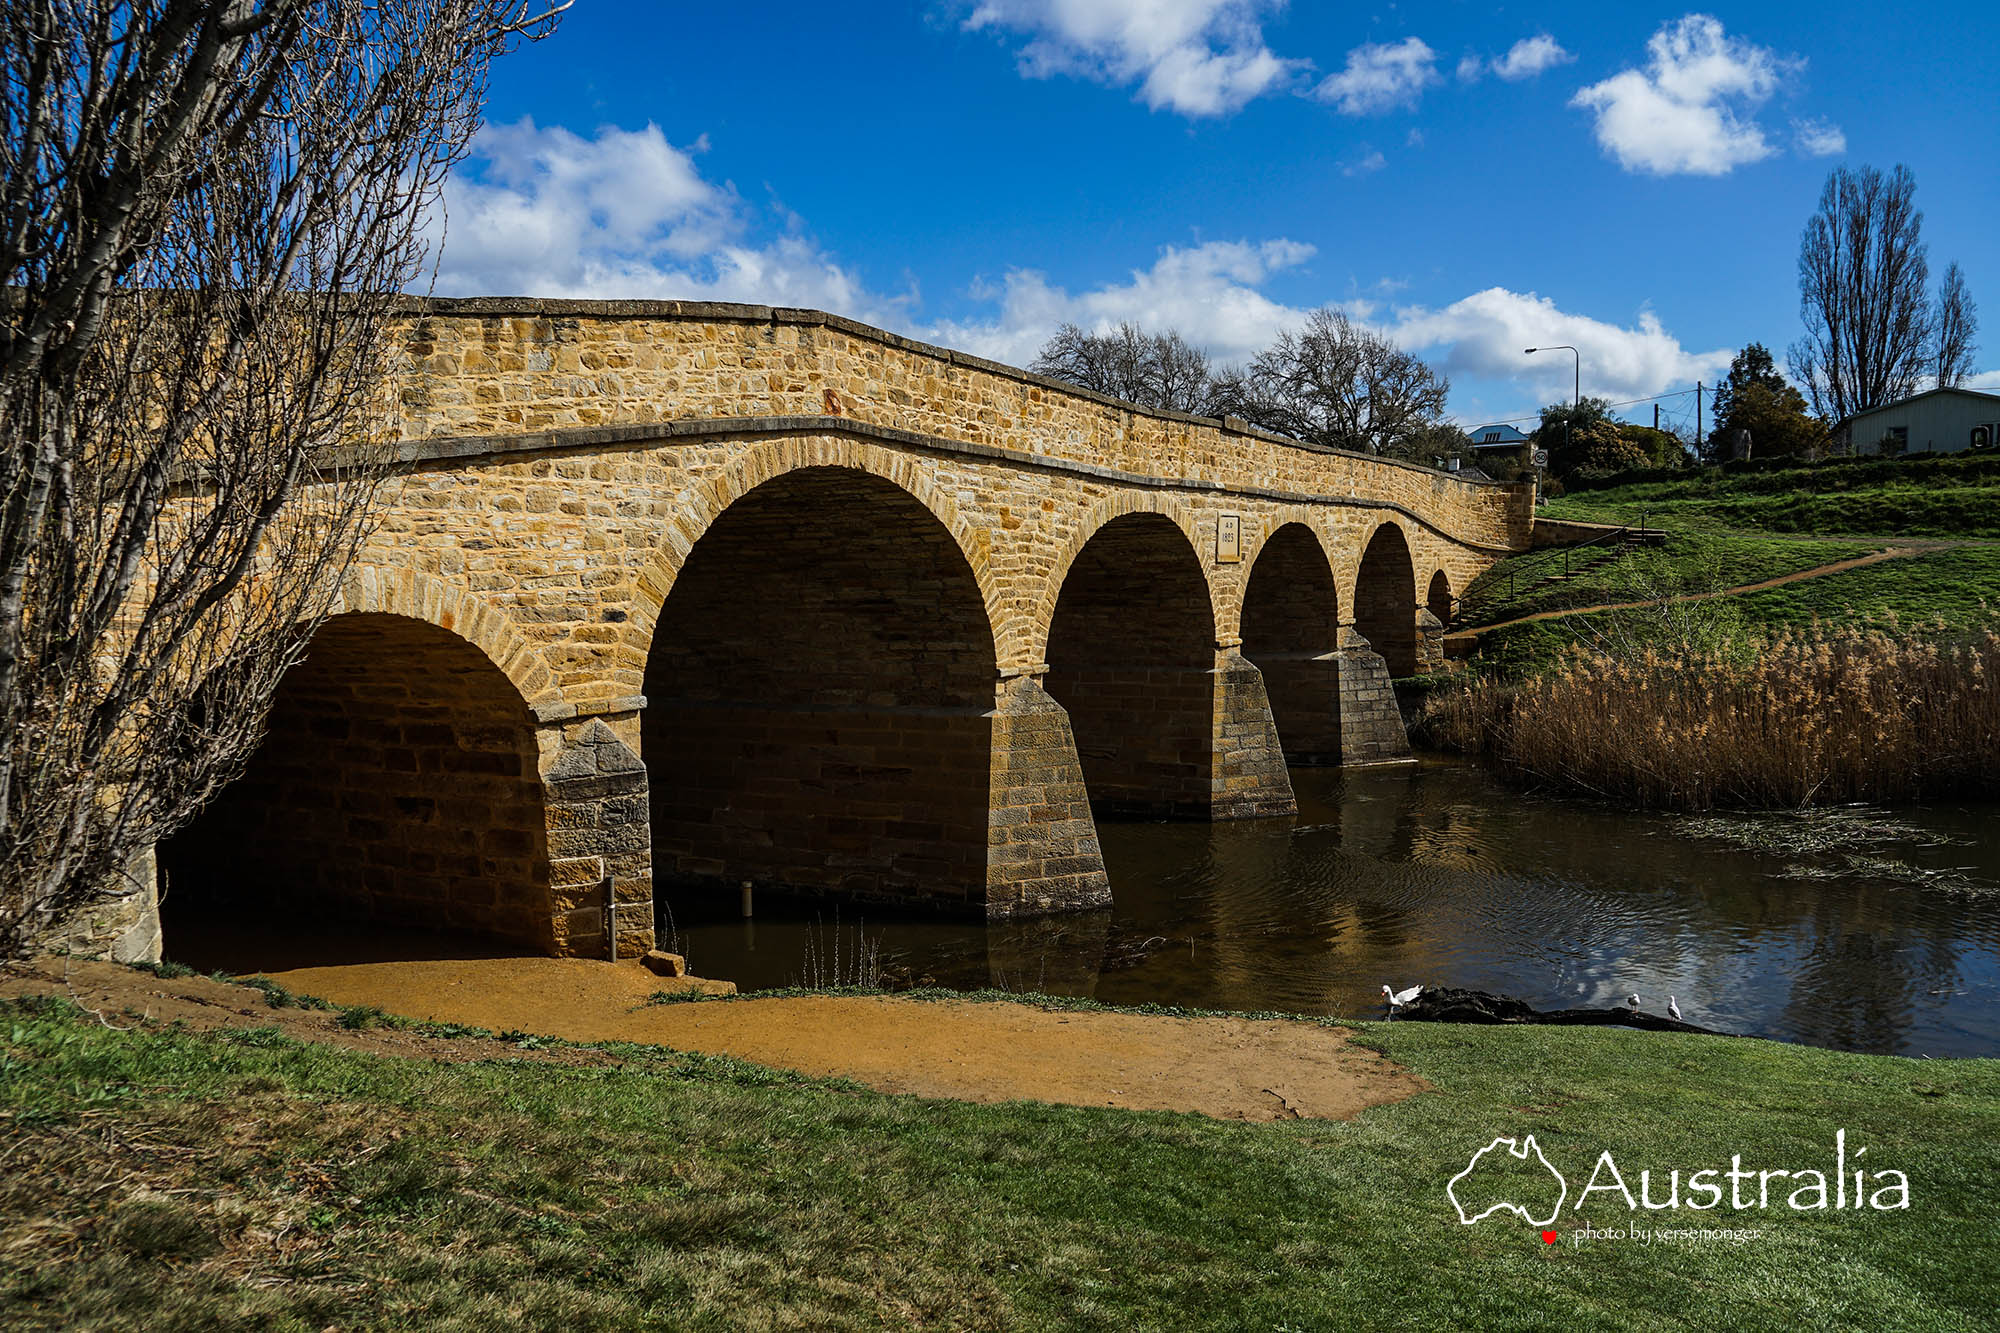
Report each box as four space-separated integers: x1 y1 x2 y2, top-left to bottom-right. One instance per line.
671 759 2000 1058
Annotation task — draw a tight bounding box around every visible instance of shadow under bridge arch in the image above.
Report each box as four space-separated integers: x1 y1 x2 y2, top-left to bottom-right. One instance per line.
643 466 1002 919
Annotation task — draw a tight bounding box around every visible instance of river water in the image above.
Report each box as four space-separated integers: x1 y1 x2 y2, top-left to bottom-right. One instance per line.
670 760 2000 1058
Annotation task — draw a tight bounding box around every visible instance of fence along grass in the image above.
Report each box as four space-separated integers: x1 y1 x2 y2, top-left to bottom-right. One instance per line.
1421 626 2000 811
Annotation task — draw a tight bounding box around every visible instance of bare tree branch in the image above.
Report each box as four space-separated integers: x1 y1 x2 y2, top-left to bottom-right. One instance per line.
1932 261 1979 390
1787 164 1932 423
0 1 564 957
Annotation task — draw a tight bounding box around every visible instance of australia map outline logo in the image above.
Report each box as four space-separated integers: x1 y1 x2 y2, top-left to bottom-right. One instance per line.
1447 1134 1569 1227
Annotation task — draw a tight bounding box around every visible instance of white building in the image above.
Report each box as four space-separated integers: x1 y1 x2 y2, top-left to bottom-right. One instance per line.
1837 386 2000 456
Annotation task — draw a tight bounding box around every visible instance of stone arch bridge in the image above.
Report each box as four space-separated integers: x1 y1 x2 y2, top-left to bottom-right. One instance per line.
159 300 1535 960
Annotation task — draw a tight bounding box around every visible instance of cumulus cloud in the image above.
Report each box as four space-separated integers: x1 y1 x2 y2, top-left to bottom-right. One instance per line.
1965 369 2000 391
1315 37 1440 114
1571 15 1796 175
1342 148 1387 176
1386 288 1734 404
1492 34 1573 82
428 119 893 318
430 123 1726 417
1792 116 1847 156
930 239 1318 368
963 0 1300 116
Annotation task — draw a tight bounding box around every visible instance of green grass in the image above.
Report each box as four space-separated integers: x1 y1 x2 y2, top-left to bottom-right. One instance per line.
3 994 1996 1331
1456 533 1877 629
1545 454 2000 540
1466 546 2000 678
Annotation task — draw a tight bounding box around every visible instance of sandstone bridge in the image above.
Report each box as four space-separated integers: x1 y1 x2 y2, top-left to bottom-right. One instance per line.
153 300 1536 961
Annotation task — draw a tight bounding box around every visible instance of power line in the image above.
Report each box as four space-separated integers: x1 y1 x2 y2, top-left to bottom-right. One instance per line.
1452 385 1703 431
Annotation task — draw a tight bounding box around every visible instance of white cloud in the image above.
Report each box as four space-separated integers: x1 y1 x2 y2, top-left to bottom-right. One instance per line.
428 120 895 319
1965 369 2000 391
1315 37 1440 115
1792 116 1847 157
430 122 1726 419
1571 15 1796 175
1492 34 1573 82
1386 288 1734 405
964 0 1300 116
930 239 1318 368
1342 148 1387 177
1455 53 1483 84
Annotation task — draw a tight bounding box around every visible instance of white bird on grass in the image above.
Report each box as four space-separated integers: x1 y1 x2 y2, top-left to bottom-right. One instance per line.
1382 984 1423 1010
1668 996 1682 1021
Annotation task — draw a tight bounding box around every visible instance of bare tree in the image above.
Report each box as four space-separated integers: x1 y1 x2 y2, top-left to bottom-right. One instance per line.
1031 322 1214 413
0 1 565 957
1212 308 1450 454
1788 164 1933 423
1932 261 1979 389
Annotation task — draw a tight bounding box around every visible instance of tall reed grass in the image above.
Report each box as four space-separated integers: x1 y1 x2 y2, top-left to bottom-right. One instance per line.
1421 627 2000 810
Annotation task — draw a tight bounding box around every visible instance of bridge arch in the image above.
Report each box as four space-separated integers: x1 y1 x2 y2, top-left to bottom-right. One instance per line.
1241 521 1343 762
1029 493 1210 668
1353 519 1420 677
642 463 1001 916
1043 507 1218 817
1426 569 1453 628
630 436 1006 667
334 567 559 708
158 611 557 955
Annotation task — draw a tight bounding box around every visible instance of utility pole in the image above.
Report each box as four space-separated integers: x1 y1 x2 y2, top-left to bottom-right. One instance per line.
1696 381 1703 454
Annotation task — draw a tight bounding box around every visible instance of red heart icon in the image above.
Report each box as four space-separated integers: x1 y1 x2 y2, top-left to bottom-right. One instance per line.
1541 1230 1558 1245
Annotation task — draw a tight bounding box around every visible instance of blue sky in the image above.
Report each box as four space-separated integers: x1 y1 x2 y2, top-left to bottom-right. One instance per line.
432 2 2000 430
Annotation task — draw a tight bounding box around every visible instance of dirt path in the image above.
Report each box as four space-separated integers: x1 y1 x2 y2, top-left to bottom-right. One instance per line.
1458 545 1919 638
5 957 1424 1124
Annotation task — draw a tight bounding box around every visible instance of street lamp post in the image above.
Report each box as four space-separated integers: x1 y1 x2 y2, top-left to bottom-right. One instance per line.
1524 345 1580 482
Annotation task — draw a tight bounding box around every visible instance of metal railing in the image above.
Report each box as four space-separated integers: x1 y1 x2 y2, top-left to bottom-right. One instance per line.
1450 514 1660 629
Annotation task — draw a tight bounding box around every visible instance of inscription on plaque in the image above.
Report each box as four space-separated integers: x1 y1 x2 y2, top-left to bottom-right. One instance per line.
1216 514 1243 563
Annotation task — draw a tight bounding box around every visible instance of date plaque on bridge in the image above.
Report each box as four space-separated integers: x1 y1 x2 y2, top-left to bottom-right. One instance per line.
1216 514 1243 564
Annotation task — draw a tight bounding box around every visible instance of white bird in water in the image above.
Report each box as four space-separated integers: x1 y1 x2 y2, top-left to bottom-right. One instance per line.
1382 984 1423 1010
1626 994 1642 1009
1668 996 1682 1021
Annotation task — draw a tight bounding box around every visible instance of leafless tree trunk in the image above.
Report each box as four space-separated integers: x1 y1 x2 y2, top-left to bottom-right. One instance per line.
0 1 566 957
1787 164 1932 422
1932 261 1979 390
1213 307 1450 454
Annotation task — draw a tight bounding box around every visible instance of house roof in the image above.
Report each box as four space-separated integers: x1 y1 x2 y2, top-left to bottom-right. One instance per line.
1466 423 1530 446
1833 385 2000 434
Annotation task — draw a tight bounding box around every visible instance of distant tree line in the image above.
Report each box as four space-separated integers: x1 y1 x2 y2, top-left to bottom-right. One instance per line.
1030 312 1466 463
1031 163 1983 480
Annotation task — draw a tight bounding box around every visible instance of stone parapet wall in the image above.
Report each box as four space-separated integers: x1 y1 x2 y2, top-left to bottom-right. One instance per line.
383 300 1534 553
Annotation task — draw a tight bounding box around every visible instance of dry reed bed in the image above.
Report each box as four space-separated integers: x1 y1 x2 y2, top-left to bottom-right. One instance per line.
1421 628 2000 810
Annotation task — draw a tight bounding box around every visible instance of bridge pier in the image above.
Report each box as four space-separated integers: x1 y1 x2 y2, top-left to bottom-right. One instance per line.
1211 649 1299 818
1333 626 1414 765
986 676 1112 916
541 716 656 958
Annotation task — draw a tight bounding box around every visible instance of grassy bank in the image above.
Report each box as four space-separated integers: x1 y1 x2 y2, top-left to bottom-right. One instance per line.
1453 532 1879 633
3 992 1997 1331
1543 453 2000 538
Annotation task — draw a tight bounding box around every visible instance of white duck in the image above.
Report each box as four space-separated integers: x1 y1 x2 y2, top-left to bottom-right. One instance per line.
1382 983 1423 1011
